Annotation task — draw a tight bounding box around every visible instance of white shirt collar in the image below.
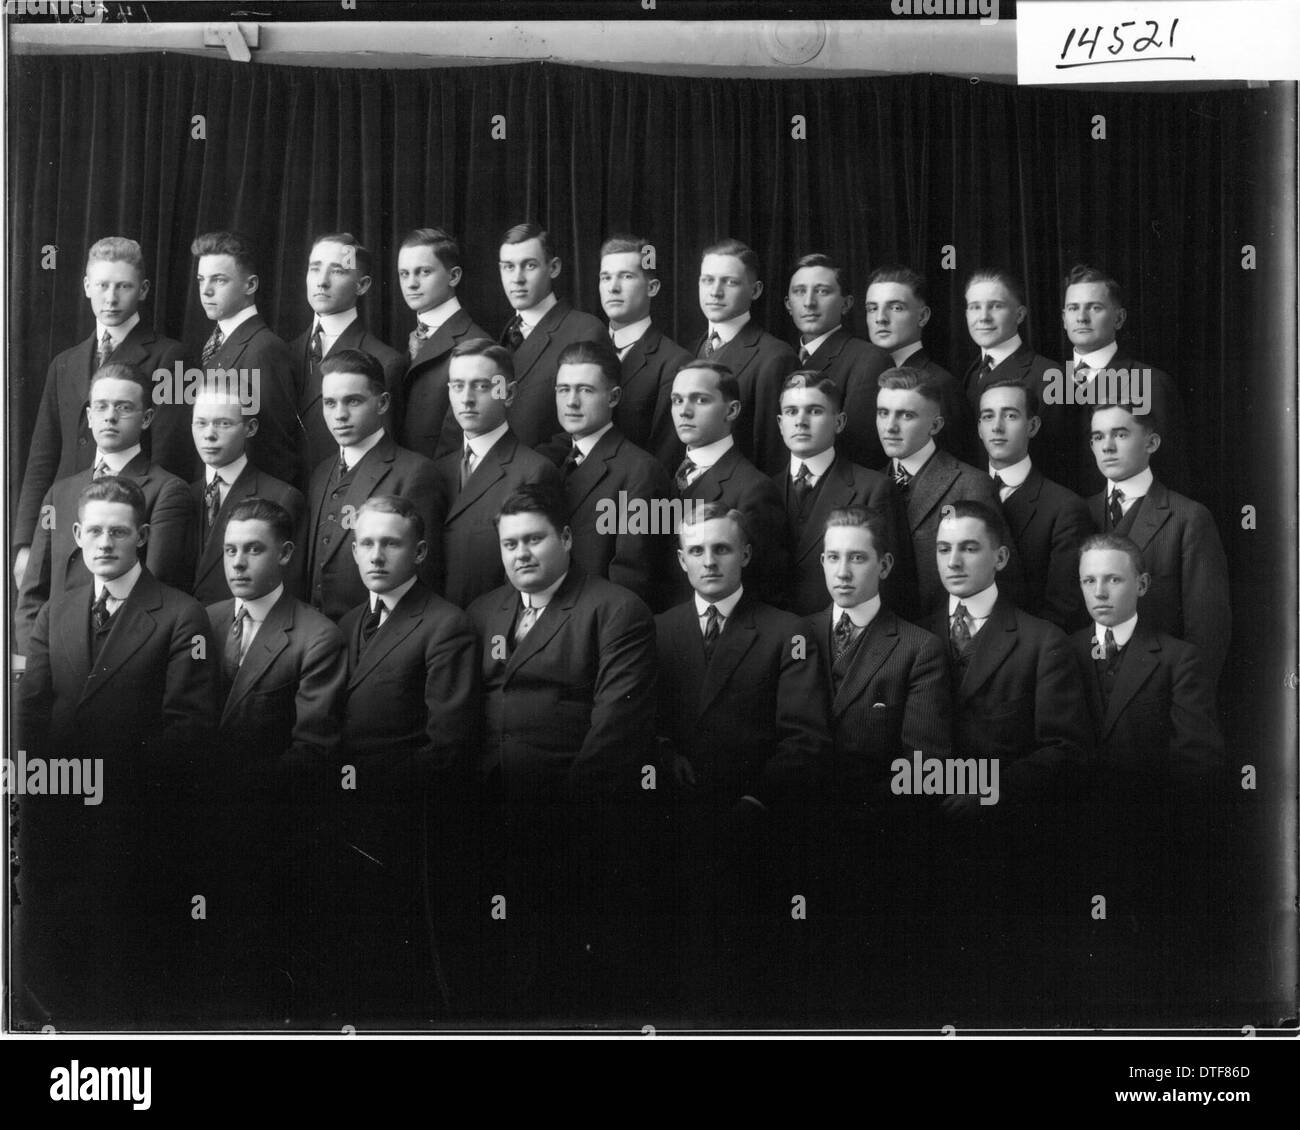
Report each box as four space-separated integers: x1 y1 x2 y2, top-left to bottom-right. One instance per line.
684 433 734 466
217 304 259 337
990 454 1032 487
97 444 142 473
949 581 999 622
705 311 750 345
237 582 284 624
518 291 558 331
97 312 140 345
1109 466 1153 499
573 421 614 459
371 574 418 615
207 452 248 486
609 315 651 351
341 427 385 467
695 585 744 621
890 341 924 366
835 593 881 630
799 327 837 355
418 296 462 331
466 420 509 459
314 308 358 339
95 560 143 602
1074 340 1119 369
1095 613 1139 650
789 447 836 482
897 438 937 477
521 570 567 611
982 333 1022 367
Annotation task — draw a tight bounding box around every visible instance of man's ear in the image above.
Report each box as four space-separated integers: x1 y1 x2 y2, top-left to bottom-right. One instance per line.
740 542 753 568
245 272 260 296
750 279 764 302
245 417 260 437
376 390 392 417
279 540 295 567
139 278 151 303
608 385 623 408
833 411 848 435
918 304 931 329
355 274 374 297
647 277 661 299
724 399 743 423
140 406 156 431
929 412 945 437
1014 304 1026 326
1027 415 1042 439
414 539 429 565
547 257 562 280
137 522 151 549
841 294 856 315
1114 306 1127 333
993 544 1010 571
878 551 894 581
1135 571 1150 597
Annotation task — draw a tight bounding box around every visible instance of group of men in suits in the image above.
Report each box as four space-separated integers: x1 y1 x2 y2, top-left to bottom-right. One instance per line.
10 226 1232 1026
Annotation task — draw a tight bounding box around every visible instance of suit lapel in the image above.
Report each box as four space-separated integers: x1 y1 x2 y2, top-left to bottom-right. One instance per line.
695 596 759 718
566 430 618 512
1101 623 1160 737
1001 465 1042 538
56 588 95 692
111 325 153 372
509 302 566 380
317 439 395 570
832 609 900 717
796 456 854 562
197 464 259 588
446 433 512 522
407 312 463 378
684 445 738 503
223 591 294 722
1123 480 1171 550
504 570 581 680
907 449 959 531
80 572 163 705
348 586 426 688
958 596 1018 700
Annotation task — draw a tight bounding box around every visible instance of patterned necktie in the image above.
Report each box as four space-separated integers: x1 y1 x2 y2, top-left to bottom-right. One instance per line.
93 458 110 480
675 457 697 493
977 353 994 384
223 606 249 682
409 321 433 362
91 587 112 633
96 329 114 370
201 325 225 366
950 602 973 658
1108 488 1125 530
505 315 525 351
893 460 912 489
832 610 855 662
1104 627 1118 666
702 604 721 660
337 450 350 479
514 602 539 649
791 463 813 509
700 330 721 359
1074 360 1091 390
561 444 582 478
360 602 384 649
460 444 476 489
309 323 324 367
798 345 810 365
204 474 224 542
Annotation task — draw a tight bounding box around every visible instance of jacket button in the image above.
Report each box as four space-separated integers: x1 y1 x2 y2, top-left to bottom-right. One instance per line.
78 438 88 446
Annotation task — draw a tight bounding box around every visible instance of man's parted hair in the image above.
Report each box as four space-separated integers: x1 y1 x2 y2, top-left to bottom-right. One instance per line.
982 376 1040 419
191 230 259 277
824 506 891 559
320 348 388 396
679 501 750 549
450 337 515 382
702 237 760 279
790 251 851 296
311 231 374 279
1089 400 1161 436
866 265 929 306
401 226 462 272
494 481 570 535
357 494 425 542
938 498 1010 551
877 365 944 408
227 497 295 545
675 360 740 404
600 233 656 280
86 236 146 275
89 362 150 406
965 266 1026 308
1078 532 1146 576
77 475 148 526
781 369 843 412
557 338 622 388
501 222 556 262
1063 263 1124 308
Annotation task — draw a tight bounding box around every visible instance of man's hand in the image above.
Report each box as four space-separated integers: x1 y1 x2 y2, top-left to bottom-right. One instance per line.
13 546 30 589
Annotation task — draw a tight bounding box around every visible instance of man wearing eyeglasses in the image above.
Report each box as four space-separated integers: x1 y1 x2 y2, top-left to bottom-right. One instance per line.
14 363 192 658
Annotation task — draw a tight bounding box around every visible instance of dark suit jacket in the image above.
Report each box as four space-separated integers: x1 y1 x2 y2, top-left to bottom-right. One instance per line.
771 454 892 616
200 313 302 489
468 565 657 805
614 323 693 471
655 591 830 809
189 461 307 606
800 327 890 470
290 314 407 474
897 346 974 464
208 589 346 779
805 604 951 803
690 320 798 474
433 428 562 610
16 453 193 654
962 343 1068 484
1087 478 1230 685
1001 464 1094 632
306 433 440 621
393 306 490 461
929 594 1092 808
539 426 672 608
16 323 188 544
501 300 607 449
669 443 788 608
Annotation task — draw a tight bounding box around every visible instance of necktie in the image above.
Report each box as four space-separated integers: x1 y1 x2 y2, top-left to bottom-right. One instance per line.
950 602 973 658
702 604 721 660
460 444 476 489
337 450 350 479
91 587 112 633
223 606 249 682
561 444 582 478
893 461 912 489
1099 627 1121 703
514 602 539 649
700 330 721 359
93 458 110 480
992 473 1007 499
1104 627 1118 666
96 329 114 370
204 475 224 542
505 315 525 351
675 457 697 493
832 610 855 662
977 353 994 384
360 602 384 649
798 345 810 365
309 323 324 366
1074 360 1091 389
409 321 433 362
791 463 813 509
1108 488 1125 530
201 325 225 366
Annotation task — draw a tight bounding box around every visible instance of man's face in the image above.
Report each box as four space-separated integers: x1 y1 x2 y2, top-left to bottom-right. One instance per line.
699 253 760 324
306 238 371 317
965 280 1025 350
1078 547 1148 628
83 258 148 327
397 244 460 314
678 515 750 602
223 517 291 601
671 366 739 449
321 370 389 447
74 500 145 581
599 251 657 327
936 515 1008 599
785 265 850 340
88 376 151 453
556 362 619 439
1090 406 1158 482
779 386 843 459
197 253 257 323
192 395 255 468
352 509 426 595
448 354 511 438
978 385 1039 468
822 524 892 609
1062 281 1125 354
499 237 559 311
876 386 941 461
498 510 571 594
864 281 929 352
